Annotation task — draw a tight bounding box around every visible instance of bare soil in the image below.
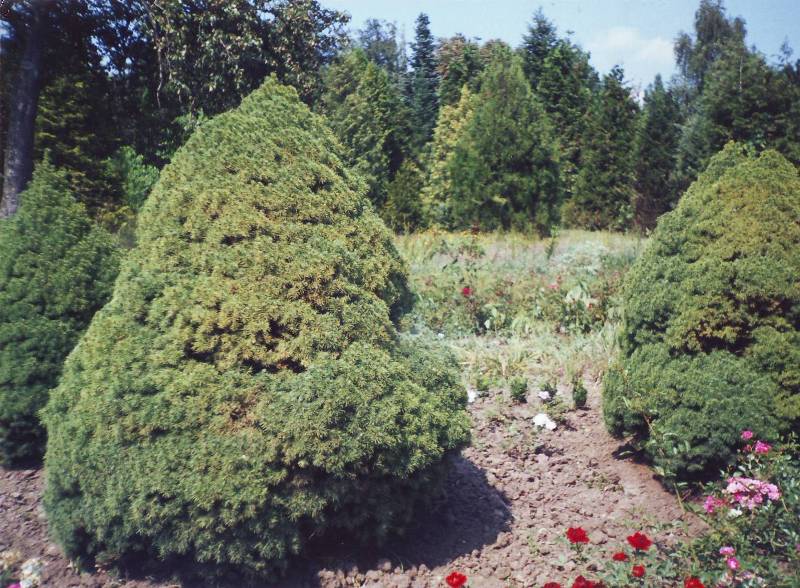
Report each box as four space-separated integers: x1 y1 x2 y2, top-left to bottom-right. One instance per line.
0 379 697 588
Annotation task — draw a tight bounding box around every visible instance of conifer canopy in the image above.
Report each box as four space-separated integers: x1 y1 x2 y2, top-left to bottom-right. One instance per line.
0 161 119 464
43 78 470 580
603 143 800 481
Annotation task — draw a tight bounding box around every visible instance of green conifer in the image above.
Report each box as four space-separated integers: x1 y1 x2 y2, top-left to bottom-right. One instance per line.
0 161 119 464
43 79 469 580
604 143 800 481
448 50 561 233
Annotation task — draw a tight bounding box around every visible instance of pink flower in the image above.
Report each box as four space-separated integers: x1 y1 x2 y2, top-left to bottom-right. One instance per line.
754 440 771 454
461 286 473 298
719 546 735 556
741 430 754 441
724 477 781 509
8 584 22 588
727 557 740 571
703 495 725 514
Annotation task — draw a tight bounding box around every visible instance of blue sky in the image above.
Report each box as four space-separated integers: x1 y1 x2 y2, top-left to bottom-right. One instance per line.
324 0 800 90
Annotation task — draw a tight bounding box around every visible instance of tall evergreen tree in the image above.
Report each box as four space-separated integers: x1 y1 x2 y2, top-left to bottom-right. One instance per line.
568 66 639 230
437 35 483 106
422 85 477 225
535 39 598 199
448 49 560 233
321 50 409 209
34 67 119 214
674 0 746 98
520 8 558 87
633 75 682 229
409 13 439 150
700 47 799 162
357 19 406 79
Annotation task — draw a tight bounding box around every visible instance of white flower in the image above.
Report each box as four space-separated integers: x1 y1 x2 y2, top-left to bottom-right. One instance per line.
538 391 551 401
19 558 43 588
533 413 557 430
437 332 445 339
467 389 478 403
728 508 743 518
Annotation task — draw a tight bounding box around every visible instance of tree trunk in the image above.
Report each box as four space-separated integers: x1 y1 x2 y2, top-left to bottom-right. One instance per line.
1 2 46 218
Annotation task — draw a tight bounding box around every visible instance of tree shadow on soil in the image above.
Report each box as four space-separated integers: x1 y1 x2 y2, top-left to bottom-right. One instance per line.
109 453 509 587
280 453 512 585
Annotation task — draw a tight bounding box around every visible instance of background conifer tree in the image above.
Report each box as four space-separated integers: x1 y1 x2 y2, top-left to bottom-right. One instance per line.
0 161 118 464
409 13 440 151
321 51 409 209
448 49 560 233
567 66 639 230
633 75 682 229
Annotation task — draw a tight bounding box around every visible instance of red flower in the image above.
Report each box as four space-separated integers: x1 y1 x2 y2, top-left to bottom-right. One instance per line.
632 565 646 578
612 552 629 561
543 583 562 588
684 578 705 588
446 572 468 588
461 286 473 297
572 576 602 588
626 531 653 551
566 527 590 544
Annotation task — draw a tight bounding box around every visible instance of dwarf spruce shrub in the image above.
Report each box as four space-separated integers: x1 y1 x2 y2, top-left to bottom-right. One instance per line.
43 78 470 581
603 143 800 481
0 162 118 464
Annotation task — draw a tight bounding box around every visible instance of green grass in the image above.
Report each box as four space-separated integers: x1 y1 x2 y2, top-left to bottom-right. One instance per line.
396 229 644 393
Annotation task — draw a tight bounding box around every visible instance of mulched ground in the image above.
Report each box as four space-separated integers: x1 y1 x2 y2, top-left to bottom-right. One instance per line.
0 379 698 588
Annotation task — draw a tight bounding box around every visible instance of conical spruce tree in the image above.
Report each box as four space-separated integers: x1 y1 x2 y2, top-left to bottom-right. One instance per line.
567 66 639 230
421 85 476 226
409 13 440 150
0 161 119 464
633 75 682 229
604 143 800 481
321 50 409 210
448 50 561 233
43 78 470 581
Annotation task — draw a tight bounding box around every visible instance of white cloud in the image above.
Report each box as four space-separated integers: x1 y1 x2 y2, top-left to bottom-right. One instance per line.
586 26 675 87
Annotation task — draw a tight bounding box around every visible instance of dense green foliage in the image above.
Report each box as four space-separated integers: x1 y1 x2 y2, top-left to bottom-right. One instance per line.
408 14 440 151
447 49 560 233
0 162 118 464
356 19 406 79
105 146 160 213
383 159 427 233
33 53 119 215
535 39 597 200
566 67 639 230
421 85 476 226
43 79 469 580
520 9 559 86
603 144 800 481
437 35 483 107
633 75 682 228
321 50 409 208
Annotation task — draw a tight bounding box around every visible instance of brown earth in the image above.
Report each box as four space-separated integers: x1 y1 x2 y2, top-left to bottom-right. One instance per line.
0 380 698 588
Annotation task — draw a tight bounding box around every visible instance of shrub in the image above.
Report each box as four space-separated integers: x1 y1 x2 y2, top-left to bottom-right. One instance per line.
509 377 528 403
572 377 587 409
603 143 800 481
42 78 470 581
105 146 160 212
0 162 119 465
